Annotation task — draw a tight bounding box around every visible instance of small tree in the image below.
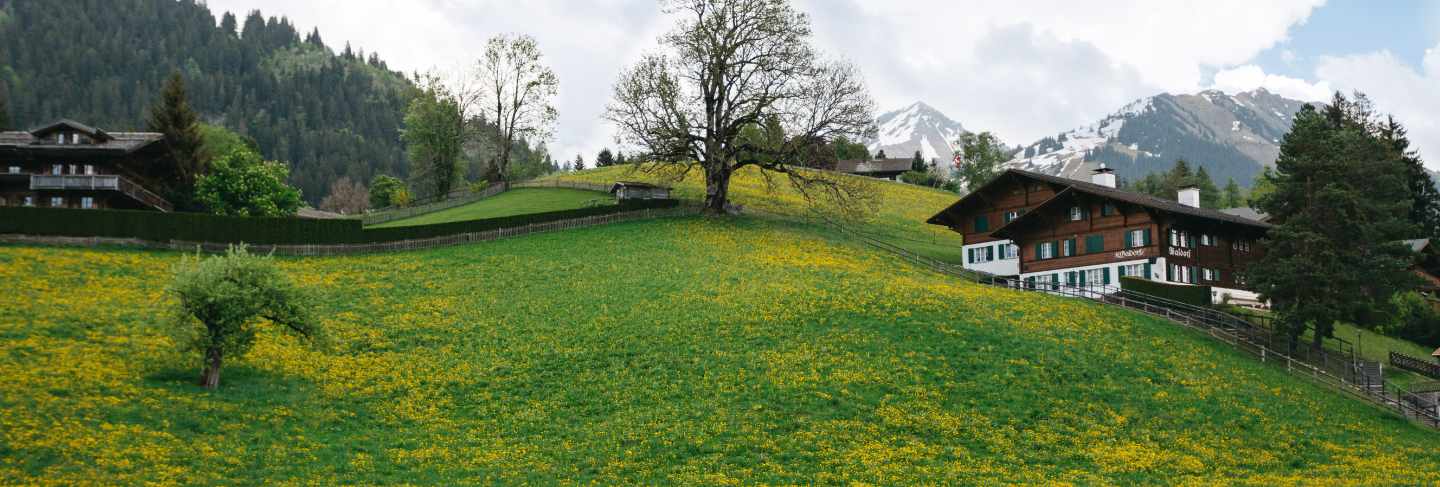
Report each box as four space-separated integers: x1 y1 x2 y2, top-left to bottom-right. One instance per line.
369 174 406 208
195 150 303 217
615 150 628 166
168 245 319 389
403 74 466 200
1222 178 1244 208
910 150 926 172
596 148 616 167
574 154 586 171
876 149 887 159
319 177 369 215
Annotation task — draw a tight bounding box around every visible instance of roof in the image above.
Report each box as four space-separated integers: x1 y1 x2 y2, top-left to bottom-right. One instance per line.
930 168 1273 236
835 159 912 174
1220 207 1269 222
0 120 164 153
610 181 671 192
1404 238 1431 253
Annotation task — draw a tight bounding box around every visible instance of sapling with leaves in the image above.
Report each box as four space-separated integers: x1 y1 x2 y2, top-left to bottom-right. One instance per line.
167 245 320 389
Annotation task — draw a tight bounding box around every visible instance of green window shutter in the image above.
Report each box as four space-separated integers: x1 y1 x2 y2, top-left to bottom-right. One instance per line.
1143 229 1152 246
1052 273 1059 290
1189 266 1198 284
987 246 995 260
1118 266 1127 278
1188 234 1197 248
1026 276 1035 288
975 215 989 232
1216 269 1222 282
1144 263 1152 280
1035 243 1043 259
1086 235 1103 253
1123 230 1133 248
1103 268 1111 285
1078 270 1087 286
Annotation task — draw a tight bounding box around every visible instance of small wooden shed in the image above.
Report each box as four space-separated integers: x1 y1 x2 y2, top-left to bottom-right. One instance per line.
610 181 672 201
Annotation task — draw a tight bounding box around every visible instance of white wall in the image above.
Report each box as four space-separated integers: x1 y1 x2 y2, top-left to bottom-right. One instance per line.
962 240 1020 275
1018 258 1161 294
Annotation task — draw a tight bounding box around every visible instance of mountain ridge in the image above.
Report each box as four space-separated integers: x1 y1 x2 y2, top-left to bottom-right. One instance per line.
866 101 966 175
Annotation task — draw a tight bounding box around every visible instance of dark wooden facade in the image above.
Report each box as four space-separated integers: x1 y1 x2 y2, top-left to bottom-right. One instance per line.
930 169 1271 292
0 120 171 212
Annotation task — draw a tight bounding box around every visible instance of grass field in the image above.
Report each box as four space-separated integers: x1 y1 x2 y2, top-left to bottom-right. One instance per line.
370 188 613 228
4 169 1440 484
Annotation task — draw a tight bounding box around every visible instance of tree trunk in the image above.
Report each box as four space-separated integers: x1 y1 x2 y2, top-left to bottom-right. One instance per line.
703 164 732 215
199 346 223 390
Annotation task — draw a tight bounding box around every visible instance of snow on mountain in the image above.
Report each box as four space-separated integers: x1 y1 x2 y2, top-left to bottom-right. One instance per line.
867 102 966 176
1005 88 1308 187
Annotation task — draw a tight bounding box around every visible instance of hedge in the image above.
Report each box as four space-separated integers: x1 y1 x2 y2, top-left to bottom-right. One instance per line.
0 199 681 245
1119 276 1212 307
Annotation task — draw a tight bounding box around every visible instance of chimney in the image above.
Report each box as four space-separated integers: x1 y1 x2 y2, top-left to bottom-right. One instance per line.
1178 186 1201 208
1091 164 1116 188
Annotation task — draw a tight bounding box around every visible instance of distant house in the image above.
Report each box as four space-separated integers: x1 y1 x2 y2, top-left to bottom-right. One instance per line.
0 120 172 211
1404 239 1440 295
610 181 671 201
835 159 911 181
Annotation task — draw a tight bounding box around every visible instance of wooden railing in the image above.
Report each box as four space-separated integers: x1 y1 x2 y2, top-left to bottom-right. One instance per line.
30 174 173 212
363 183 510 226
1392 352 1440 380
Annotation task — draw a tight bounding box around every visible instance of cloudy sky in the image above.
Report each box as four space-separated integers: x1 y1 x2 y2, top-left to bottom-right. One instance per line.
201 0 1440 168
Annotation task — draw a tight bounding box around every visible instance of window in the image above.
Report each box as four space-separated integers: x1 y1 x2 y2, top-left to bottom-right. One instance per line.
1038 241 1056 260
56 133 65 144
1062 238 1075 257
974 215 990 232
1170 229 1194 248
1233 240 1251 253
1125 229 1149 248
51 164 62 175
1083 268 1108 287
72 133 80 144
1101 203 1118 216
69 164 78 175
1004 210 1019 223
23 196 34 207
1084 234 1104 254
1168 264 1196 284
7 166 18 174
1003 244 1019 260
1200 234 1217 246
1069 206 1085 221
1119 263 1149 280
83 165 94 175
1202 268 1220 282
49 197 64 208
80 197 94 209
968 246 997 264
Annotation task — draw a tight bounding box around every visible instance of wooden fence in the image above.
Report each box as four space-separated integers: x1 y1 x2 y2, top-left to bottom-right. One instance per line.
1 206 701 256
362 183 511 226
1392 352 1440 380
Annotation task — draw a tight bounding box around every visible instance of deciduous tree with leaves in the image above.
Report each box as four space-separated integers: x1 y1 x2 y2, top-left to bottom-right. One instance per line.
402 74 466 199
954 131 1006 192
606 0 877 216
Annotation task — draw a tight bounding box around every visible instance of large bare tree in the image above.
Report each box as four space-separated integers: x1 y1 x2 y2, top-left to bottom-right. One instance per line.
606 0 877 215
474 34 559 182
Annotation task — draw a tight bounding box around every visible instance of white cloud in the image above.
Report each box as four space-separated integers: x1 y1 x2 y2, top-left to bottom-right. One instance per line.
199 0 1323 157
1210 65 1331 102
1315 45 1440 169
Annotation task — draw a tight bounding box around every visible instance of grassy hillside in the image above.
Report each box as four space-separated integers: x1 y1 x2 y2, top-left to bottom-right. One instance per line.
541 165 966 262
371 188 614 228
3 217 1439 484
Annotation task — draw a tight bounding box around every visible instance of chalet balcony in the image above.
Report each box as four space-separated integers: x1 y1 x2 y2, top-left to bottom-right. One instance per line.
29 174 173 212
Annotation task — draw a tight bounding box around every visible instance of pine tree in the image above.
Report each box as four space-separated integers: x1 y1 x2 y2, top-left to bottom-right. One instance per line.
146 71 207 210
911 150 926 172
1193 166 1221 208
876 149 887 159
1222 178 1244 208
574 155 585 171
1250 93 1419 351
0 82 11 131
1380 115 1440 239
596 148 615 167
615 150 628 166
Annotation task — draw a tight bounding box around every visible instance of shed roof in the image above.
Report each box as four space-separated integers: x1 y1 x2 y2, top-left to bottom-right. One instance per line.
0 121 164 153
610 181 671 192
835 159 912 174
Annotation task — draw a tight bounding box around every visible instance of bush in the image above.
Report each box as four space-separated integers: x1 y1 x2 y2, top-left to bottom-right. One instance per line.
1378 292 1440 348
899 170 935 186
196 150 303 217
1119 276 1212 307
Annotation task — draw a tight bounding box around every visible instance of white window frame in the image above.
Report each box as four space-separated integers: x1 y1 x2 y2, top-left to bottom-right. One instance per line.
83 165 94 175
1003 244 1019 260
56 133 65 144
50 197 64 208
1084 268 1105 286
1062 239 1074 257
23 196 34 207
1069 206 1084 221
1202 268 1217 281
52 164 63 175
72 133 81 144
1122 263 1147 280
80 197 94 209
1004 210 1019 223
1128 229 1146 248
69 164 78 175
7 166 18 174
1039 242 1055 260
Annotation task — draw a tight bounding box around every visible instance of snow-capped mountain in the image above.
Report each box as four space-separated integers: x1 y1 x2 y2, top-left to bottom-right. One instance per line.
867 102 966 176
1007 88 1309 187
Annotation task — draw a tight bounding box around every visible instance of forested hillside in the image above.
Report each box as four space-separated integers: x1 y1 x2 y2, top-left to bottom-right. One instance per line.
0 0 413 203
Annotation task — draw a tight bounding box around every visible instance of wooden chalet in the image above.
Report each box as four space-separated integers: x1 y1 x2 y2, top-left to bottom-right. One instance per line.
0 120 172 211
928 166 1272 305
610 181 672 201
835 159 911 181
